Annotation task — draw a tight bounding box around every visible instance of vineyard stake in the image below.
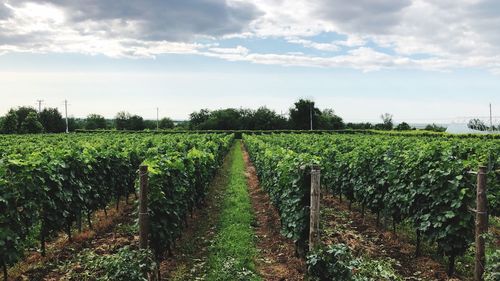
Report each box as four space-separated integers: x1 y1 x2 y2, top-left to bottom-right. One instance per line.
3 258 7 281
309 165 321 251
474 166 487 281
139 165 149 249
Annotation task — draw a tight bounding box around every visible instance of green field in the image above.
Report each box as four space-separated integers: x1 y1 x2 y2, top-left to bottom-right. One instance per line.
1 132 498 281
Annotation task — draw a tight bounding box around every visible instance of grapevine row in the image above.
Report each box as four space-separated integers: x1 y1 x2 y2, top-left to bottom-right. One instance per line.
243 133 499 274
0 133 233 274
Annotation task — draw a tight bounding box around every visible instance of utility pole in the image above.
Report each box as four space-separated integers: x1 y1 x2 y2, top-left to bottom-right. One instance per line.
474 166 487 281
156 107 159 130
310 102 313 131
36 99 44 113
489 103 493 132
64 100 69 133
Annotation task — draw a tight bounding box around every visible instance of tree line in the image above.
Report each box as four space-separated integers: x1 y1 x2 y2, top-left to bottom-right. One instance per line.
0 99 447 134
188 99 445 131
0 107 175 134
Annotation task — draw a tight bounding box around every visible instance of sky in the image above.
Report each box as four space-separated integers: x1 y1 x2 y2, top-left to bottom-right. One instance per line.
0 0 499 123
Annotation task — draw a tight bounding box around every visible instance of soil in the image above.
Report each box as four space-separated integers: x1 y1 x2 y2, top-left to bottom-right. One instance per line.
321 194 462 281
8 200 138 281
242 146 306 281
159 148 232 280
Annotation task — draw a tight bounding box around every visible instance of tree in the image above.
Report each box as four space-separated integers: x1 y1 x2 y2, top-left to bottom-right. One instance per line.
247 107 288 130
173 121 189 130
424 123 446 132
68 117 85 132
85 114 107 130
189 109 211 129
395 122 412 131
159 117 175 129
20 112 43 134
379 113 394 130
115 111 131 130
289 99 321 130
2 110 18 134
128 115 145 131
143 120 157 130
318 109 345 130
202 109 242 130
39 108 65 133
10 107 37 132
468 118 487 131
345 122 373 130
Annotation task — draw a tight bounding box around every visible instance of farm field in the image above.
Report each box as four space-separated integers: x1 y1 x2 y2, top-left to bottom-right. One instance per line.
244 133 500 280
1 132 499 280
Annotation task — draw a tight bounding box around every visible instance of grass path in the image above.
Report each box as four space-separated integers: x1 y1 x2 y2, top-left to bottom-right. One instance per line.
165 141 261 281
204 141 261 281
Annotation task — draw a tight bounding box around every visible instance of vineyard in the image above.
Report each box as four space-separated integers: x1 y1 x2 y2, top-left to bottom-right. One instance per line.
244 133 500 280
0 131 499 280
0 133 233 280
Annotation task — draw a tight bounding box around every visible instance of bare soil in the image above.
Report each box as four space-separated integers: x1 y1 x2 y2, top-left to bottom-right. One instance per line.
242 147 306 281
321 194 462 281
8 200 137 281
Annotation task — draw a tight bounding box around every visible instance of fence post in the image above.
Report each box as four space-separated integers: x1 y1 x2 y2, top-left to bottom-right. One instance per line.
139 165 149 249
475 166 487 281
309 165 321 252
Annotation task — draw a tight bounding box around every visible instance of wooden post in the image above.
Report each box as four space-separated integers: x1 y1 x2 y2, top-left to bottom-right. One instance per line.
3 258 7 281
139 165 149 249
309 165 321 252
475 166 487 281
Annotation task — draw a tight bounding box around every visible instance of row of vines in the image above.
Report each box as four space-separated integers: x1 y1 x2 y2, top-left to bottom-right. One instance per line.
0 133 233 278
244 133 499 277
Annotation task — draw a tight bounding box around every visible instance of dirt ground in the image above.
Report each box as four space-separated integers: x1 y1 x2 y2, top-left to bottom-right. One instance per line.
8 200 137 281
321 194 462 281
242 147 306 281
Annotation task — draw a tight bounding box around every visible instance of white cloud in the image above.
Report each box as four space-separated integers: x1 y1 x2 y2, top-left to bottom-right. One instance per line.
242 0 500 73
0 0 499 73
287 38 340 52
199 46 460 72
209 45 249 55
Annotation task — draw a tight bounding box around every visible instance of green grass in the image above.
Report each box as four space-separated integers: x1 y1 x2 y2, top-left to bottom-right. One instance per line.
205 142 261 281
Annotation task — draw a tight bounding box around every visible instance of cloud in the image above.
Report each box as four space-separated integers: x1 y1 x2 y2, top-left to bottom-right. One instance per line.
209 45 249 55
201 46 453 72
0 3 11 19
316 0 412 34
287 38 340 52
0 0 257 57
37 0 262 41
245 0 500 73
0 0 499 73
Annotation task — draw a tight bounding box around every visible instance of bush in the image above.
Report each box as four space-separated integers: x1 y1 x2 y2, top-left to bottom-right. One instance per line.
354 258 402 281
67 246 156 281
307 244 403 281
485 249 500 281
307 244 354 281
